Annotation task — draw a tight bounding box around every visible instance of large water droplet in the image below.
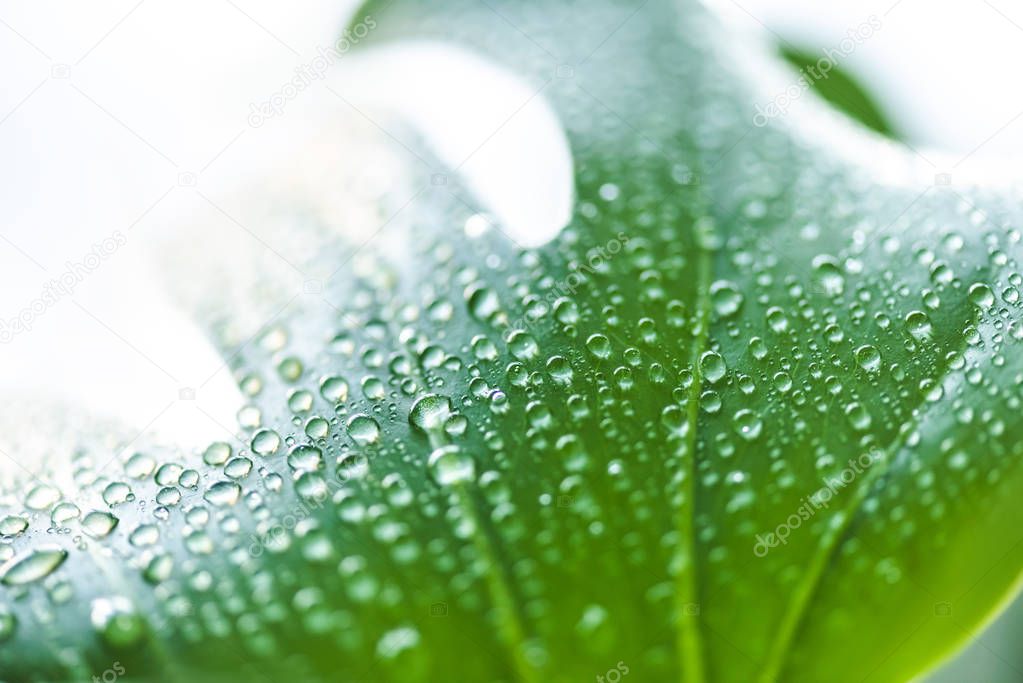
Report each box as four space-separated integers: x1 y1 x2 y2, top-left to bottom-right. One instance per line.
732 409 763 441
251 429 282 456
427 445 476 486
709 280 743 317
0 546 68 586
855 345 881 372
409 394 454 434
204 480 241 507
812 255 845 296
82 511 119 539
699 351 726 384
347 415 381 445
288 444 324 472
968 282 994 309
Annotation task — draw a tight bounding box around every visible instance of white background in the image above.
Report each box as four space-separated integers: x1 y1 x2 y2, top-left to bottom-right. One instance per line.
3 0 1023 450
1 1 1022 676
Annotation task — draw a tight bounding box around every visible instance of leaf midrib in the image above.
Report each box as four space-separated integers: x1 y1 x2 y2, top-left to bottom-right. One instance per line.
677 219 714 683
755 294 979 682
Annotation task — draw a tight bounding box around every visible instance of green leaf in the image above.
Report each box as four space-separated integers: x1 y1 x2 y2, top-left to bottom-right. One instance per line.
778 45 900 140
2 1 1023 682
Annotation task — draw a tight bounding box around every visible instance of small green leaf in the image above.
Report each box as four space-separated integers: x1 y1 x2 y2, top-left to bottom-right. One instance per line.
778 45 900 139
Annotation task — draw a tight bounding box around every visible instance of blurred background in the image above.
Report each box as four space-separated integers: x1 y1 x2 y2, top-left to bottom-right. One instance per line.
2 0 1022 678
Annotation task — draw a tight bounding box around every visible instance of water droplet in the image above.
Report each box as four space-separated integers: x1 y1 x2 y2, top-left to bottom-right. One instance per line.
128 524 159 547
409 394 453 433
304 416 329 439
347 414 381 445
730 409 762 441
586 334 612 359
812 255 845 296
276 356 303 382
319 376 349 403
102 482 133 506
204 480 241 507
772 372 792 393
748 337 768 360
251 429 282 456
288 389 314 413
125 452 156 479
224 456 253 479
855 345 881 372
546 355 573 384
968 282 995 309
287 444 324 472
709 280 743 317
203 442 232 466
472 335 499 361
25 484 60 511
377 626 420 658
0 546 68 586
699 351 726 383
143 552 173 584
362 376 386 400
0 515 28 537
508 330 539 360
766 307 789 333
845 402 872 431
948 451 969 470
51 502 80 526
154 463 182 486
904 311 932 340
427 445 476 486
82 511 119 539
467 286 500 320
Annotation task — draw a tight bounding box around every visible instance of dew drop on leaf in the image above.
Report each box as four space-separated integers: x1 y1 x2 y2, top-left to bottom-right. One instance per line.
25 484 60 511
319 376 349 403
251 429 282 456
904 310 932 340
699 351 727 384
0 546 68 586
428 445 476 486
709 279 743 317
409 394 454 434
732 409 763 441
82 511 119 539
347 414 381 445
202 441 232 466
203 480 241 507
586 333 612 359
855 345 882 372
0 515 28 537
812 255 845 296
968 282 995 309
287 444 324 472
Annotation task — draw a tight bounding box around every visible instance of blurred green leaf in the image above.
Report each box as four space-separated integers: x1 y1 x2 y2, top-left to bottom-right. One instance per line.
2 1 1023 682
779 45 900 139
